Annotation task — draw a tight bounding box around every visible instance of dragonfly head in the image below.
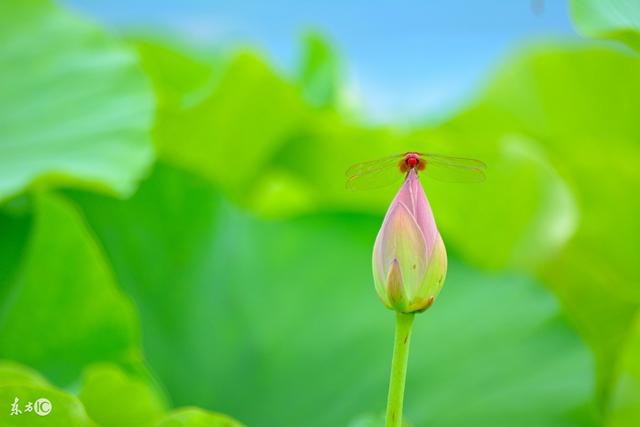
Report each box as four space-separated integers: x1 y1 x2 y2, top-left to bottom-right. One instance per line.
400 152 426 173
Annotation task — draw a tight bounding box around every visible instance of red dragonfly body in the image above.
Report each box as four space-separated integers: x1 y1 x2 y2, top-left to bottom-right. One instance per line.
346 152 486 190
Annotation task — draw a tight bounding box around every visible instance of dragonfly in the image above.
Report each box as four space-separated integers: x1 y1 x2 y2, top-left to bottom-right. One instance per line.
345 152 486 190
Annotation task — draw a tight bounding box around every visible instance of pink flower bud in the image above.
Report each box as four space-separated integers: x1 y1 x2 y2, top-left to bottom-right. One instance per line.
372 169 447 313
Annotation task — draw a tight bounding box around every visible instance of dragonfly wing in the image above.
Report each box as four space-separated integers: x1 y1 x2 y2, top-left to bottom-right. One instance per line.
345 154 403 177
421 153 487 183
345 154 405 190
346 165 405 190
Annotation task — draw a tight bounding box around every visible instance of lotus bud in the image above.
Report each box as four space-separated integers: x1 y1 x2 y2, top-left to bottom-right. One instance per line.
372 169 447 313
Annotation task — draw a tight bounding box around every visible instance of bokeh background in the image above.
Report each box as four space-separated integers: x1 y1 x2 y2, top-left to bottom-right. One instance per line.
1 1 639 426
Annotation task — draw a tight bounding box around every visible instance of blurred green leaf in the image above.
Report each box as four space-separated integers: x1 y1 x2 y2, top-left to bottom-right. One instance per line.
0 192 142 386
140 44 307 195
135 40 218 110
298 33 340 109
79 363 168 427
0 201 32 303
433 45 640 411
0 361 96 426
0 0 154 202
0 360 48 388
606 312 640 426
135 40 403 218
570 0 640 50
67 165 227 410
155 408 245 427
244 121 404 218
69 164 597 427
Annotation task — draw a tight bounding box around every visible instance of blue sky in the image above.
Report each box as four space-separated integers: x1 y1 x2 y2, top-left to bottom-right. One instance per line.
65 0 577 123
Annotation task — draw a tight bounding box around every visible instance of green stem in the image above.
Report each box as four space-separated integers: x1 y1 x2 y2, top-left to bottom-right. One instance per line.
385 312 415 427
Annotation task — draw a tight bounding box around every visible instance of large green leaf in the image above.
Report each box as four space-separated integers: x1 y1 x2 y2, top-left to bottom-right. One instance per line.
134 40 218 111
611 312 640 427
69 164 597 427
0 0 154 202
0 192 142 386
0 200 32 304
438 45 640 410
605 310 640 427
570 0 640 50
79 363 168 427
67 166 227 410
0 360 48 388
140 43 307 196
155 408 245 427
